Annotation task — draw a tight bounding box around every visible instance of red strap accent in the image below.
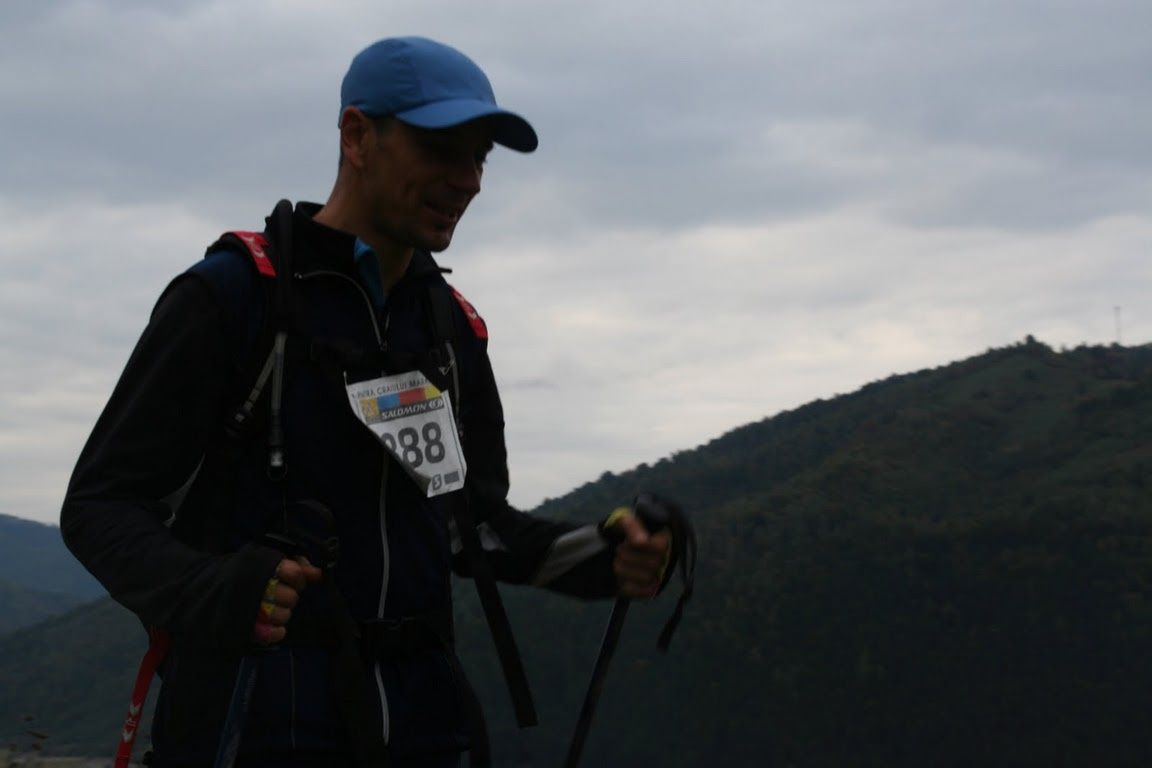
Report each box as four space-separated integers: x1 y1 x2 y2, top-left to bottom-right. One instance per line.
231 231 276 277
114 628 172 768
452 288 488 339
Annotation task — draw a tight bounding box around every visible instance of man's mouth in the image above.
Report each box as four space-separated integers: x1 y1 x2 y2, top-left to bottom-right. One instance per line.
427 202 463 222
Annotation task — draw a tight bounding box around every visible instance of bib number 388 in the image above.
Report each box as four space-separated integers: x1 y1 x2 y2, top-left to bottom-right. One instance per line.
345 371 466 498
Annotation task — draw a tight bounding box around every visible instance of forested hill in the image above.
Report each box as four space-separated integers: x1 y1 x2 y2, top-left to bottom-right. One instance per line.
3 339 1151 766
538 337 1152 527
0 513 104 600
0 513 104 635
517 338 1152 766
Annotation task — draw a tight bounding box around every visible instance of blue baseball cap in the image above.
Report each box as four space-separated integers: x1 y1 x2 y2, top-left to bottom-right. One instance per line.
339 36 538 153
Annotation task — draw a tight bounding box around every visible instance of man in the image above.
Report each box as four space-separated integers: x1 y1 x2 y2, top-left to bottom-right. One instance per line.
61 36 674 768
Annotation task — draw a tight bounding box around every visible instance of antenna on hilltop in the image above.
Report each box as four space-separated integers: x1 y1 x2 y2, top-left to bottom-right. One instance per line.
1114 305 1122 345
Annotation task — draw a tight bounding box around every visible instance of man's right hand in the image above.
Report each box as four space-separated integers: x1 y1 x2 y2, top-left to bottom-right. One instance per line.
254 557 324 645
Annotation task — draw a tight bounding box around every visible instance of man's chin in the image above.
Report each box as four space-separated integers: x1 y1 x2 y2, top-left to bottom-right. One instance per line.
418 231 456 253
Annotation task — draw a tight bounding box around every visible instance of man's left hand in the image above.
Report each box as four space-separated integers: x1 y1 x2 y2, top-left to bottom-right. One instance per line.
611 512 671 599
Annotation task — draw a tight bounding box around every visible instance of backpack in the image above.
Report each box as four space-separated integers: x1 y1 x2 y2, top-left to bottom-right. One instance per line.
116 199 532 768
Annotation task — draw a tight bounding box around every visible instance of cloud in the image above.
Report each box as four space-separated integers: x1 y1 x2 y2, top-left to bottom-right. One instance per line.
468 210 1152 507
1 0 1150 522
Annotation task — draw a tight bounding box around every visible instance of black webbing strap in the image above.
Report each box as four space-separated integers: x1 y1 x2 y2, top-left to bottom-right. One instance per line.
423 281 465 439
361 607 494 768
655 508 697 651
449 653 492 768
452 493 538 728
424 279 458 353
215 200 295 472
264 199 295 477
359 608 453 659
280 607 488 766
632 493 698 652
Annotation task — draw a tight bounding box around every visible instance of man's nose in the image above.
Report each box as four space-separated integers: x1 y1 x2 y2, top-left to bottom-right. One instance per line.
447 158 482 195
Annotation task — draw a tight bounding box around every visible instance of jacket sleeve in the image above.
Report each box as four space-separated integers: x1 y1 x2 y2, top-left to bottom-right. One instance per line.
60 271 283 652
453 340 619 600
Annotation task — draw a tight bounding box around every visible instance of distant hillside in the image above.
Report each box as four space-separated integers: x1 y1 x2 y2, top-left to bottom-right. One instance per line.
0 577 88 636
537 337 1152 526
0 598 148 756
0 514 104 599
0 514 105 638
3 340 1151 766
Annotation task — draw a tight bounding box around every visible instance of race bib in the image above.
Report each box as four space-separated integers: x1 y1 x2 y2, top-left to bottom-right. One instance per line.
345 371 466 497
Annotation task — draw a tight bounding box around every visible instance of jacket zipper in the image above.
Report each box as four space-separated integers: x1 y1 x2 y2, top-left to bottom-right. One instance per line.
376 458 391 743
296 268 392 742
289 650 297 749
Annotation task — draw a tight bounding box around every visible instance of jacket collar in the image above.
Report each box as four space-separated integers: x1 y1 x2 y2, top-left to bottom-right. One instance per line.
292 201 447 285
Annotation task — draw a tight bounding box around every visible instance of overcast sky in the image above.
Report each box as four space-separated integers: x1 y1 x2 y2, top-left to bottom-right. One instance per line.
2 0 1149 526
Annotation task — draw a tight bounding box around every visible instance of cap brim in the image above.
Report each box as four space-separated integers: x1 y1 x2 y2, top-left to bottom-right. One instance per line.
395 99 538 153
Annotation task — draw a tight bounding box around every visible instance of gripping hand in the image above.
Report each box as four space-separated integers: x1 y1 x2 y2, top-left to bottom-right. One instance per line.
601 493 696 650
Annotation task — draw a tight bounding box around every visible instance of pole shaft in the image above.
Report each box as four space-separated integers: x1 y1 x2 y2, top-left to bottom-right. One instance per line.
565 598 631 768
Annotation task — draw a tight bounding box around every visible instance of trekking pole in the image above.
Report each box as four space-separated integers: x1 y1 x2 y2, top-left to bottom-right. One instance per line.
214 655 261 768
214 501 339 768
564 494 696 768
564 593 633 768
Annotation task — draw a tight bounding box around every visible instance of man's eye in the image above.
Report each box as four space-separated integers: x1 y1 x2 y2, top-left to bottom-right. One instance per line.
426 143 453 160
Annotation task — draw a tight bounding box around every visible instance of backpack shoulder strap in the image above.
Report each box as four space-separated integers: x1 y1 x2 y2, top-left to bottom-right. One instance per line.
208 231 277 277
449 286 488 340
421 278 489 439
425 282 537 727
425 279 458 346
203 200 295 477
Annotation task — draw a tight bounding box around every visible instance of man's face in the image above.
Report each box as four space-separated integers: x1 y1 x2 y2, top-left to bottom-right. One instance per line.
362 117 494 254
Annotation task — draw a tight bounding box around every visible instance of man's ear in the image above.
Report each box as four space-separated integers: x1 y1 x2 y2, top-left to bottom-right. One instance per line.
338 106 374 170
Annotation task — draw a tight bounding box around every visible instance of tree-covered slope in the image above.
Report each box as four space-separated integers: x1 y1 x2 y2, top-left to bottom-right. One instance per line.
4 340 1151 766
0 578 88 637
0 513 105 601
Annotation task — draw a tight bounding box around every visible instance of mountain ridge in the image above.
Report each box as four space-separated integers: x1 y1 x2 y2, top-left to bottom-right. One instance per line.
4 338 1151 766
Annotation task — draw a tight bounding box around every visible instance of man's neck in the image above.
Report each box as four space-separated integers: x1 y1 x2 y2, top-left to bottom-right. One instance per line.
313 201 413 290
371 246 413 291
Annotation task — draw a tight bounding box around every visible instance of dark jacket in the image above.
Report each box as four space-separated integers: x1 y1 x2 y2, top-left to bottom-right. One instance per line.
61 203 619 763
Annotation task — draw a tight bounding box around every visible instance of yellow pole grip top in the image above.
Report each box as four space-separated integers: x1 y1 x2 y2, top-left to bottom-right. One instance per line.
603 507 672 583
